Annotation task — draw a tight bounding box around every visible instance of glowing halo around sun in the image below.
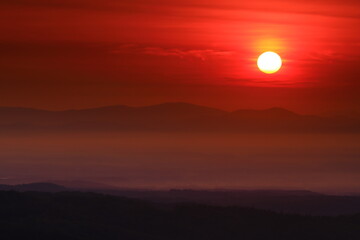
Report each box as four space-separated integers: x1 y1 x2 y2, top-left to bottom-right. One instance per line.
257 51 282 74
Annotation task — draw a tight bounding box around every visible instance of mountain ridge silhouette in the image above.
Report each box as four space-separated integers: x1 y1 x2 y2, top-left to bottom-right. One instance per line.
0 102 358 132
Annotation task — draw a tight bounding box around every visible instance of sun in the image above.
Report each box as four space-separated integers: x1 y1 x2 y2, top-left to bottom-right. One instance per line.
257 51 282 74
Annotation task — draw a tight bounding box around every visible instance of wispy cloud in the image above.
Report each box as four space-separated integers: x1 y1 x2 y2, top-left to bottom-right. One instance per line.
143 47 233 60
112 44 234 61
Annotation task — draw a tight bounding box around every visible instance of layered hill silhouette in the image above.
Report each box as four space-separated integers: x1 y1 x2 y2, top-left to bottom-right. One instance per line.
0 102 358 132
1 190 360 240
3 182 360 216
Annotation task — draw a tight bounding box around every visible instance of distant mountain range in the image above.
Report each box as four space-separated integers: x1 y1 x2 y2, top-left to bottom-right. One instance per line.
0 182 67 192
2 182 360 216
0 102 358 132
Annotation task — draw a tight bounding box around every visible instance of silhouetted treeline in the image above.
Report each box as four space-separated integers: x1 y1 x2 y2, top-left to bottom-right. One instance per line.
1 191 360 239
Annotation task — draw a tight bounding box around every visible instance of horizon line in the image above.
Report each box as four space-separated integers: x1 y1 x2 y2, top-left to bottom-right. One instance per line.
0 102 309 115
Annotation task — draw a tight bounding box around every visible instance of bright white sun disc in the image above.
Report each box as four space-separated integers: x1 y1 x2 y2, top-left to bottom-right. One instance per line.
257 51 282 74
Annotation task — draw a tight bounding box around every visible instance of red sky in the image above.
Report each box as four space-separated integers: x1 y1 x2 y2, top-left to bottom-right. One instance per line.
0 0 359 115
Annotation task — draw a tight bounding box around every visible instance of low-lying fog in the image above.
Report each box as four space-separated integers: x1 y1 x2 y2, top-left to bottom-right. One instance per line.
0 132 359 194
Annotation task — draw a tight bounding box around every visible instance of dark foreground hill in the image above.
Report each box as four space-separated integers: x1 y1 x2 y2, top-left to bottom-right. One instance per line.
98 189 360 216
1 190 360 240
3 183 360 216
